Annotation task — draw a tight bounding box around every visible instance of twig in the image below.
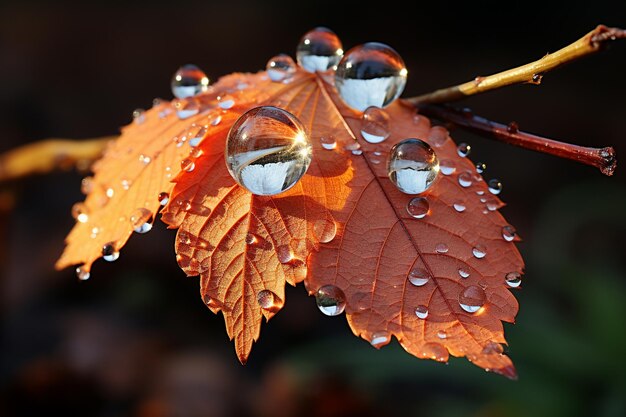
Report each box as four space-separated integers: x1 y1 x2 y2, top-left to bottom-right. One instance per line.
407 25 626 105
414 103 616 176
0 137 114 182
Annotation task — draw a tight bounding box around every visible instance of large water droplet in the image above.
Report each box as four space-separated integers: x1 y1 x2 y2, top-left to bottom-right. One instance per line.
505 272 522 288
171 64 210 99
428 126 448 147
502 225 516 241
458 171 473 187
315 285 346 316
388 139 439 194
488 179 503 195
296 27 343 73
457 143 471 157
435 243 449 253
71 202 89 223
225 106 312 196
266 54 297 82
335 42 407 111
459 285 486 313
415 305 429 319
76 266 90 281
408 267 431 286
359 106 390 143
472 244 487 259
370 331 391 348
130 208 152 234
257 290 280 311
102 242 119 262
439 159 456 175
313 219 337 243
406 197 429 219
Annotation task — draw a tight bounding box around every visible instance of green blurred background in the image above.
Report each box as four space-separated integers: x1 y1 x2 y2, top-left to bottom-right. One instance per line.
1 1 625 416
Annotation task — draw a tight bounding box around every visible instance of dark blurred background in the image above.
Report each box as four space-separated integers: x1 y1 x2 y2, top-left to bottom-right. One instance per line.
1 1 625 416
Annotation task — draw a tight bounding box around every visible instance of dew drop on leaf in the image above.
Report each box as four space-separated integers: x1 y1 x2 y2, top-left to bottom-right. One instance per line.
435 243 449 253
453 201 466 212
406 196 429 219
482 341 504 355
421 342 448 362
370 331 391 348
414 305 429 319
505 272 522 288
457 143 471 157
71 202 89 223
102 242 119 262
388 139 439 194
439 159 456 175
257 290 280 311
488 179 503 195
437 330 448 339
360 106 390 143
76 265 90 281
502 225 516 241
472 244 487 259
181 158 196 172
428 126 448 148
276 244 293 264
158 192 169 206
335 42 407 111
475 162 487 173
459 285 486 313
218 93 235 109
225 106 312 196
266 54 297 82
458 267 470 278
313 219 337 243
80 176 94 195
315 285 346 316
320 135 337 150
458 171 473 187
245 233 257 245
296 27 343 73
132 108 146 125
130 208 152 234
408 267 431 286
171 64 210 99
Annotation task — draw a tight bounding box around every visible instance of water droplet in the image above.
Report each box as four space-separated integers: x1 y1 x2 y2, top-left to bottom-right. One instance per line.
502 225 516 241
437 330 447 339
71 202 89 223
225 106 312 196
139 154 151 165
130 208 152 233
266 54 297 82
482 341 504 355
158 192 169 206
80 176 94 194
457 143 471 157
476 190 484 195
245 233 257 245
133 108 146 124
90 227 100 239
217 93 235 109
532 73 543 84
435 243 448 254
277 245 293 263
335 42 407 111
178 232 192 245
472 244 487 259
181 158 195 172
453 201 466 212
106 187 115 198
210 114 222 126
475 162 486 173
102 242 119 262
485 198 498 211
76 266 90 281
320 135 337 150
452 268 467 280
428 126 448 147
388 139 440 194
315 285 346 316
257 289 280 311
439 159 456 175
313 219 337 243
406 197 429 219
488 179 502 195
360 106 390 143
174 100 199 119
408 267 431 286
458 171 473 187
421 342 448 362
296 27 343 72
171 64 210 99
507 121 519 133
414 305 429 319
370 331 391 348
121 179 132 190
188 126 206 147
459 285 486 313
189 147 203 159
505 272 522 288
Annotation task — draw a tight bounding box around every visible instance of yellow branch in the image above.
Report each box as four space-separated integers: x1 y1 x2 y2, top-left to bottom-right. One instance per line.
0 137 114 182
407 25 626 105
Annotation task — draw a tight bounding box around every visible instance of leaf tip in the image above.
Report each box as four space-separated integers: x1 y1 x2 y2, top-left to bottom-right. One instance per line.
496 364 518 380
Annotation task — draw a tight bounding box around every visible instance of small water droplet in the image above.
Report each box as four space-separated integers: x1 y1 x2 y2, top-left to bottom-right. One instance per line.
388 139 440 194
406 197 429 219
313 219 337 243
174 100 200 119
217 93 235 109
335 42 407 111
225 106 312 196
482 341 504 355
437 330 447 339
360 106 390 143
421 342 448 362
80 176 94 194
130 208 152 233
457 143 471 157
476 190 484 195
458 171 473 187
102 242 119 262
370 331 391 348
277 245 293 263
71 202 89 223
532 73 542 84
257 289 280 311
320 135 337 150
139 154 152 165
90 227 100 238
181 158 195 172
475 162 487 173
458 268 470 278
76 266 90 281
485 198 498 211
158 192 169 206
210 114 222 126
414 305 429 319
453 201 466 212
502 225 516 241
315 285 346 316
266 54 297 82
296 27 343 73
133 108 146 124
507 121 519 133
408 267 431 286
505 272 522 288
121 179 131 190
488 179 502 195
189 148 203 159
188 126 207 147
472 244 487 259
435 243 448 254
171 64 210 99
428 126 448 147
245 233 257 245
439 159 455 175
459 285 486 313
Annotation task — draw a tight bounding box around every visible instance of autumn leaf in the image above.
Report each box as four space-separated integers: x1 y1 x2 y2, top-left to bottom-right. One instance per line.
57 51 524 378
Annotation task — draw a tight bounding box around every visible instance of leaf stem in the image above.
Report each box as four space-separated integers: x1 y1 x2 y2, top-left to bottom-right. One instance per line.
0 137 113 182
406 25 626 105
413 103 616 176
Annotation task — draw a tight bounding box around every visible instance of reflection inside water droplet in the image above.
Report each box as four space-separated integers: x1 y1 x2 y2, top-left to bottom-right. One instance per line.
296 27 343 72
360 106 390 143
388 139 440 194
459 285 486 313
315 285 346 316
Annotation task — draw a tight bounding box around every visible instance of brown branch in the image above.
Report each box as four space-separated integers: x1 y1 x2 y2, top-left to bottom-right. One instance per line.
414 103 616 176
0 137 114 182
407 25 626 105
